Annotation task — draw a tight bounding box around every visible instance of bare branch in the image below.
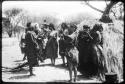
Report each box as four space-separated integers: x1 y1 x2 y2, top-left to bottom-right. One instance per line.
110 9 117 19
105 0 108 6
112 2 123 8
85 1 104 13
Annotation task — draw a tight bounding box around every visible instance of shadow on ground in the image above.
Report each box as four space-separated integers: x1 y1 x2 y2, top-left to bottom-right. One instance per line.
9 74 32 80
10 68 29 74
54 64 68 70
77 74 93 81
48 80 69 83
14 60 24 62
48 75 94 83
39 63 68 70
2 67 29 75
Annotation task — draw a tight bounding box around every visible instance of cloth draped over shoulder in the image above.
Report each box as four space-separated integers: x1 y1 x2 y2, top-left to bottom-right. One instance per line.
25 31 38 66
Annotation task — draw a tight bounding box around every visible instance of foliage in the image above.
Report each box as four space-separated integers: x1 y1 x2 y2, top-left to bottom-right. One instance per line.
3 8 23 37
109 2 124 20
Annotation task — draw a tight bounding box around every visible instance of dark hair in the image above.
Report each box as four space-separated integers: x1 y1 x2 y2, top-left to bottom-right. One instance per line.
26 22 31 27
44 20 46 22
49 23 55 30
61 23 68 30
70 24 77 29
92 24 103 32
83 25 90 29
27 27 34 31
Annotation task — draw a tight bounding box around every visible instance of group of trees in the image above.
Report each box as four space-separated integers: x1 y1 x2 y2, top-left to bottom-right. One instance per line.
2 8 59 37
2 8 28 37
2 1 124 37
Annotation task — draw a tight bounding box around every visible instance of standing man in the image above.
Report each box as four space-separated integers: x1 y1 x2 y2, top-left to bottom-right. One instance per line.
25 22 39 76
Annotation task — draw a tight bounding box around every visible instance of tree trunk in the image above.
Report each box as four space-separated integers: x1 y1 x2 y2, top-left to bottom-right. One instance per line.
8 31 12 37
7 28 13 37
99 1 118 23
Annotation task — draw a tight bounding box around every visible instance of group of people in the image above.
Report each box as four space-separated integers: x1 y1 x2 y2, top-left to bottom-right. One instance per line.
19 20 106 82
77 24 106 81
20 20 57 76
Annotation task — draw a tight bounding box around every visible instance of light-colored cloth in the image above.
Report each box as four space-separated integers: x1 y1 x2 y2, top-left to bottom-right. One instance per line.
50 30 58 37
30 23 41 32
63 29 69 36
68 47 79 66
68 31 78 40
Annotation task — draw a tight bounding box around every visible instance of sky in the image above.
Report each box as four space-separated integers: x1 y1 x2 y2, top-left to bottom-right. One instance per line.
2 1 107 21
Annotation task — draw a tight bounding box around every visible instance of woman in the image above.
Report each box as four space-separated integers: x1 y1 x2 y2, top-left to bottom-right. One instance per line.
25 22 39 76
45 30 58 65
77 25 93 76
89 24 106 81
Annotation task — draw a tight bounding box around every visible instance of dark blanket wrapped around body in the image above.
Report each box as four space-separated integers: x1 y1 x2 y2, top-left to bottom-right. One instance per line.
77 30 106 77
25 31 38 66
45 36 58 59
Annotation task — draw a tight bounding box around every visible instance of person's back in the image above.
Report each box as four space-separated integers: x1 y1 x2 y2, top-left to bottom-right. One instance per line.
25 31 36 48
24 22 39 75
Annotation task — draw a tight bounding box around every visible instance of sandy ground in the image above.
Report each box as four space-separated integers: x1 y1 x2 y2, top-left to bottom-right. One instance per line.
2 37 101 83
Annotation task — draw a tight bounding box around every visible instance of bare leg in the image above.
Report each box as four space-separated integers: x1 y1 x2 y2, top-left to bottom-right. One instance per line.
51 58 53 65
51 58 55 65
23 54 26 61
65 57 68 67
37 54 44 63
74 66 77 82
99 70 105 82
68 63 73 82
97 69 103 81
53 58 55 65
61 56 65 65
29 65 33 76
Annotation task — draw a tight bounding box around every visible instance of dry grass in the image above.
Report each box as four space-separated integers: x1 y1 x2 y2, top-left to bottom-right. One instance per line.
77 19 124 82
102 21 123 81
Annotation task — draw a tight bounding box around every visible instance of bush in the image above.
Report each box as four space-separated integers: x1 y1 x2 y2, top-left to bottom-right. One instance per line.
102 21 123 81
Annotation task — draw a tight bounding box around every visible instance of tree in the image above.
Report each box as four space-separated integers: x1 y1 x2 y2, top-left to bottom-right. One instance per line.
28 14 59 29
110 2 124 20
3 8 23 37
84 0 123 23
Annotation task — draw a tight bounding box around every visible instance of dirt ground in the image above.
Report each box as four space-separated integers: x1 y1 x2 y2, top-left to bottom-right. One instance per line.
2 37 101 83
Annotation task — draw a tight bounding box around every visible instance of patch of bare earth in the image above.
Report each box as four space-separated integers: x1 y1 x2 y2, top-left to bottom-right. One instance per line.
2 37 100 83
